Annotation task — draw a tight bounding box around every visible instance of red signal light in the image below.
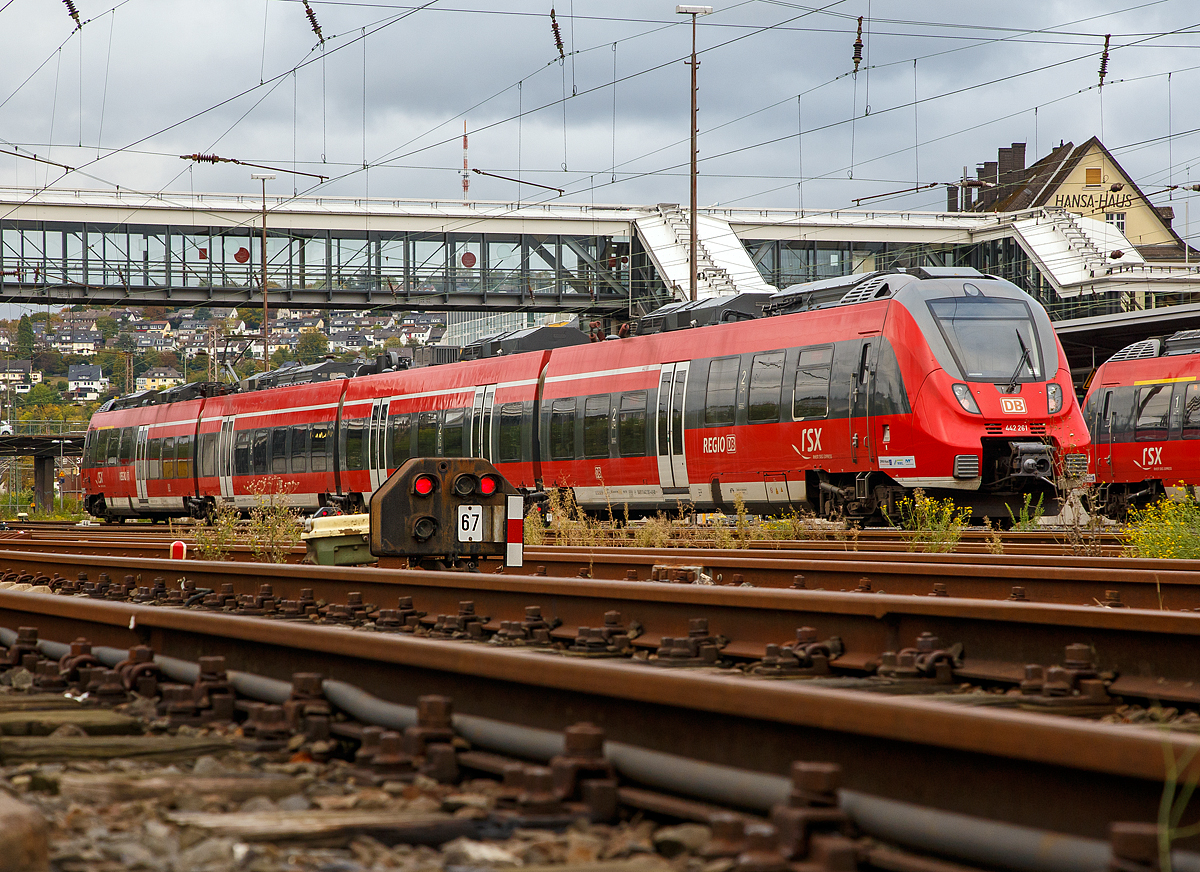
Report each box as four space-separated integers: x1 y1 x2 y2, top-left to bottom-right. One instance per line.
413 474 436 496
478 475 499 496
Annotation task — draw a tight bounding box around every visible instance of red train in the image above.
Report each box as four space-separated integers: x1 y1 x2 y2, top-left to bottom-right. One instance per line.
82 266 1089 524
1082 329 1200 515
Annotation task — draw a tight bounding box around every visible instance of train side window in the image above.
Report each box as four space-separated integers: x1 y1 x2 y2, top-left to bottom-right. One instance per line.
389 415 412 466
148 437 162 479
794 346 833 419
498 403 523 462
1135 384 1171 441
343 418 366 470
583 395 610 458
199 432 218 478
1184 385 1200 439
416 411 439 457
251 429 268 474
748 351 785 423
705 358 738 426
177 434 193 479
549 399 577 460
618 391 647 457
443 409 465 457
270 428 287 473
289 425 308 473
162 436 177 479
234 430 251 475
310 424 330 472
102 430 117 466
118 428 134 465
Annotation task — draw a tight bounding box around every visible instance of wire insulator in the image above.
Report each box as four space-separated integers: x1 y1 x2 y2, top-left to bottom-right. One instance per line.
852 16 863 73
180 153 226 164
302 1 324 43
550 7 565 60
61 0 81 29
1098 33 1110 86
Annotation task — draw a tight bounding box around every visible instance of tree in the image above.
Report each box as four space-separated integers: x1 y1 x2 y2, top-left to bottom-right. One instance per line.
143 306 168 321
241 309 263 331
116 334 137 352
32 351 66 377
296 331 329 365
270 346 294 368
18 384 60 406
95 316 119 340
15 315 33 360
196 307 213 322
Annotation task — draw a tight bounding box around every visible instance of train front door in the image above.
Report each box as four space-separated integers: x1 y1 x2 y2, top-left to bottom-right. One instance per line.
656 362 690 494
134 426 149 506
367 398 390 492
1096 388 1115 478
217 418 235 501
849 339 878 465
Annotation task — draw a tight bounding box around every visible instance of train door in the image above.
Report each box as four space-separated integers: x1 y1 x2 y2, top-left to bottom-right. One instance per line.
134 426 149 506
367 398 389 492
1096 388 1115 478
217 418 236 500
656 362 690 492
849 340 877 465
472 385 496 459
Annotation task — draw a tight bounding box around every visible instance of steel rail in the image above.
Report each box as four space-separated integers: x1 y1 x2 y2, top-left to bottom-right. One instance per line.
0 586 1194 845
2 548 1200 699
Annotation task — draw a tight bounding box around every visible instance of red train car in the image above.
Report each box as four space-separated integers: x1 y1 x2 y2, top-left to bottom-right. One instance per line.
1082 329 1200 515
82 266 1089 523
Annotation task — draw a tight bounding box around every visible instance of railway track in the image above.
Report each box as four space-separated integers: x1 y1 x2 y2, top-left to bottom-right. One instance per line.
0 573 1197 858
0 532 1192 610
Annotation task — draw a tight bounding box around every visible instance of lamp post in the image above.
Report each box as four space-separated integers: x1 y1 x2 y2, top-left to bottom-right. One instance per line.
677 5 712 303
250 173 276 373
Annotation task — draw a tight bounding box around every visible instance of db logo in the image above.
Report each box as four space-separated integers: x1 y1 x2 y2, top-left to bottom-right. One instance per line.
1000 397 1027 414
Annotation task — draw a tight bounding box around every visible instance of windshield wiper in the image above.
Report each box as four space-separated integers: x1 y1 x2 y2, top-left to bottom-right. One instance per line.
1005 330 1033 394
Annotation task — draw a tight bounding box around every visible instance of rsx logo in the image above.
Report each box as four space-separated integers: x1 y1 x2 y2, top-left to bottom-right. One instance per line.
1140 447 1163 468
800 428 822 452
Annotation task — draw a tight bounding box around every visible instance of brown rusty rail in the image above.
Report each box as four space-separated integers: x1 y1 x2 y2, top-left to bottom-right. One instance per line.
0 584 1196 846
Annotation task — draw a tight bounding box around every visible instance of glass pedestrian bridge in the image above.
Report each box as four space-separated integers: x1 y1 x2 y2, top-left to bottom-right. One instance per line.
0 187 672 316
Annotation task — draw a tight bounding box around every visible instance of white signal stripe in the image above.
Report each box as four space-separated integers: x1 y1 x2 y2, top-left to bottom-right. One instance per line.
506 494 524 568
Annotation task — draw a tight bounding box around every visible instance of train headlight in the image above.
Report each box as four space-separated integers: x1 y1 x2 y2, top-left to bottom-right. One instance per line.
1047 383 1063 415
952 384 980 414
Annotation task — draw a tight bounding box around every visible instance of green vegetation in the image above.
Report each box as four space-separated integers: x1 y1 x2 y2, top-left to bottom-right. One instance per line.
883 488 971 553
1126 494 1200 560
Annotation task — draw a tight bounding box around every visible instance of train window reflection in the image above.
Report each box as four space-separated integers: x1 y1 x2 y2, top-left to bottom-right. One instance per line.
928 298 1042 382
199 432 218 478
1136 384 1171 441
389 415 411 466
1184 385 1200 440
549 399 577 460
417 412 439 456
234 430 251 475
177 434 193 479
162 436 176 479
583 395 610 458
443 409 465 456
252 429 269 474
748 351 785 423
310 423 330 472
271 429 288 473
794 346 832 419
705 358 738 426
289 425 308 473
344 419 367 469
149 437 162 479
498 403 523 462
619 391 647 457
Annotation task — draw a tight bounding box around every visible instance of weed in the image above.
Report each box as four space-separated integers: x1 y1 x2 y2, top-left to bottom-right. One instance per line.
884 489 970 553
1007 493 1046 531
191 501 240 561
1127 494 1200 560
524 505 546 546
982 518 1005 555
246 478 301 563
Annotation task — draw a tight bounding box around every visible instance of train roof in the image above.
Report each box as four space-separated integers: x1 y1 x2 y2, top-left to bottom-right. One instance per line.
459 325 591 361
1108 330 1200 363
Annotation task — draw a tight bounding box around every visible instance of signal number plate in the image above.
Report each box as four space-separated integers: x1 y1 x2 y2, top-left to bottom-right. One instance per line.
457 505 483 542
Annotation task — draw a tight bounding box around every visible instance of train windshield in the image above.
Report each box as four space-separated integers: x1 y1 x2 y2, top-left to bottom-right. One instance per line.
927 298 1043 382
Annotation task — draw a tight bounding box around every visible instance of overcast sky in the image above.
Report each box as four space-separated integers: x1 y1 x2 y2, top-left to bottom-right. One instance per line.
1 0 1198 228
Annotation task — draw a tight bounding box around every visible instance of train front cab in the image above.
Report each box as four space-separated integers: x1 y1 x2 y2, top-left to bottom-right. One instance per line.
893 277 1089 519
